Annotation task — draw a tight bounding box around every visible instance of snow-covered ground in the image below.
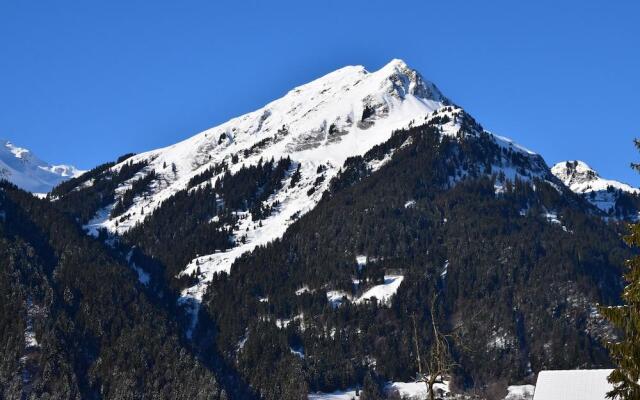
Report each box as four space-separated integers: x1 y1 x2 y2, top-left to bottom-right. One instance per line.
324 275 404 308
308 380 449 400
504 384 535 400
308 389 359 400
327 290 353 308
552 160 637 194
356 275 404 304
308 381 535 400
387 381 449 399
125 250 150 286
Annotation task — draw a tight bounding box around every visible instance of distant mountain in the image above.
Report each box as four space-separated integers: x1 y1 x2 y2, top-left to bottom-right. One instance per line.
552 160 640 219
0 140 83 193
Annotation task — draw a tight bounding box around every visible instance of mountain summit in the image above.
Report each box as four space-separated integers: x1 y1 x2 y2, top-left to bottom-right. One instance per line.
552 160 639 218
0 140 83 193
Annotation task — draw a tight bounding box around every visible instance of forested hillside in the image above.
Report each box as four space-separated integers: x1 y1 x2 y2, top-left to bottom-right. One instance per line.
189 117 629 399
0 182 252 399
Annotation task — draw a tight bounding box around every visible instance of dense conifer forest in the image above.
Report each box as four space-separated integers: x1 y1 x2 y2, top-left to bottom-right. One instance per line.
0 182 252 399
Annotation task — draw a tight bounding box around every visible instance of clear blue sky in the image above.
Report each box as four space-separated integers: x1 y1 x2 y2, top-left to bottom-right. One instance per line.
2 1 639 183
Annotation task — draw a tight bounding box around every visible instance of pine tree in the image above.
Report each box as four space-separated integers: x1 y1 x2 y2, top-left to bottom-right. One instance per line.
360 372 383 400
600 225 640 399
600 140 640 399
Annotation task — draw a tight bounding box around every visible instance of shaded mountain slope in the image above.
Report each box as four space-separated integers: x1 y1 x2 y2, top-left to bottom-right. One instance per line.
0 182 247 399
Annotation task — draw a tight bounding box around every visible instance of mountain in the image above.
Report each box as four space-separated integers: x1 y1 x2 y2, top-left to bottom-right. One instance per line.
12 59 632 399
552 160 640 220
0 140 83 193
48 60 551 311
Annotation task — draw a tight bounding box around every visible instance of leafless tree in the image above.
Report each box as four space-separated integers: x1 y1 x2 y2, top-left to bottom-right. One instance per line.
412 294 459 400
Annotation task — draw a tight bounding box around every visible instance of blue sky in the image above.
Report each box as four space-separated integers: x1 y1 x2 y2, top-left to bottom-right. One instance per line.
1 1 639 183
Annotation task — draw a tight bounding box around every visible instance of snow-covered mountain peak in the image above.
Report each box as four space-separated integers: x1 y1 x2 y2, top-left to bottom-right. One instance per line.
280 58 445 110
374 58 445 101
552 160 639 218
551 160 638 194
0 139 84 193
93 59 451 233
551 160 597 187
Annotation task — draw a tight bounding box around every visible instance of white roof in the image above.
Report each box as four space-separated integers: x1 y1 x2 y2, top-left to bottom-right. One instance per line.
533 369 614 400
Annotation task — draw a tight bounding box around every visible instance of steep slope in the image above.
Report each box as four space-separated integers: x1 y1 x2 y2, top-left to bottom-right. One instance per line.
0 140 83 193
552 160 640 219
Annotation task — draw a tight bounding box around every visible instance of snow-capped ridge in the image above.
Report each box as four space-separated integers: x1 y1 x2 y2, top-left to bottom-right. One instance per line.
0 139 84 193
87 59 450 236
552 160 639 217
551 160 638 194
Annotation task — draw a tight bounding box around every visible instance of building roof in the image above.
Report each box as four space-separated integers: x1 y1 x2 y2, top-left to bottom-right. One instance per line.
533 369 614 400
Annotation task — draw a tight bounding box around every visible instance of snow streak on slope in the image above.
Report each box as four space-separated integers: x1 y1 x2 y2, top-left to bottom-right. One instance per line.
552 160 639 214
0 140 83 193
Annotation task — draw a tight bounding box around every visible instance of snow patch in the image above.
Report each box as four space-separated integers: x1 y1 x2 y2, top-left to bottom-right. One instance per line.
356 255 368 267
327 291 353 308
308 380 450 400
386 380 449 399
356 275 404 305
125 250 151 286
296 286 311 295
504 384 535 400
542 212 561 225
308 389 360 400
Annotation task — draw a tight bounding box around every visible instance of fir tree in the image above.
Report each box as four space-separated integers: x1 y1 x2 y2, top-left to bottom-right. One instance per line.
599 139 640 399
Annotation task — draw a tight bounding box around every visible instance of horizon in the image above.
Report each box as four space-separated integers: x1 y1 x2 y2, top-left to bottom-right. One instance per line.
2 1 639 184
